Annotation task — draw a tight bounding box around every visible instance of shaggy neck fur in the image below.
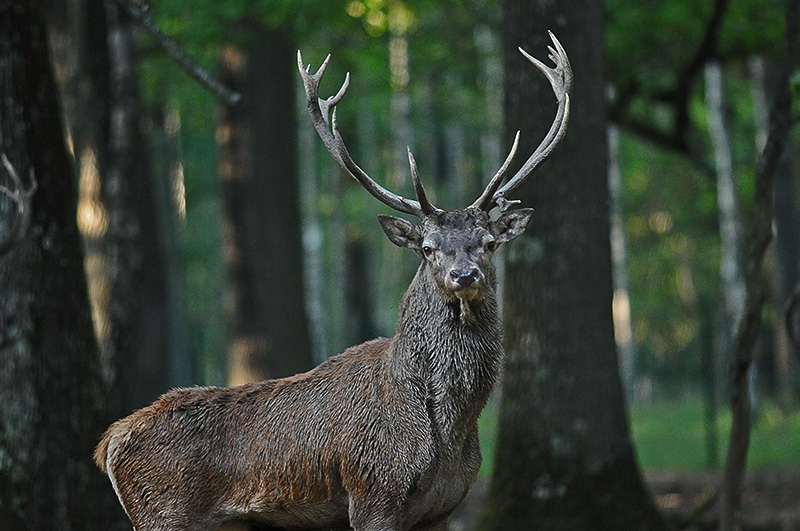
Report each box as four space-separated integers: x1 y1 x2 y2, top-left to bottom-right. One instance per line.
389 262 503 445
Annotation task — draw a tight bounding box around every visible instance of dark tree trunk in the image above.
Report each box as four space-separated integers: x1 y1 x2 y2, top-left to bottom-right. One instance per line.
45 0 188 414
0 2 124 528
218 28 313 384
477 1 666 529
100 2 183 412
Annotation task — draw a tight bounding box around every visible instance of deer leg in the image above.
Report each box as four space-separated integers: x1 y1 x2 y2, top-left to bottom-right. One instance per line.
348 496 404 531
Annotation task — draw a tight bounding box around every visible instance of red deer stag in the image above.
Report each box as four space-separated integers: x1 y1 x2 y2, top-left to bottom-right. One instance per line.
95 31 571 531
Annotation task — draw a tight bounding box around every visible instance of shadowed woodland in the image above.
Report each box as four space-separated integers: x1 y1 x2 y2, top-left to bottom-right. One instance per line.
0 0 799 529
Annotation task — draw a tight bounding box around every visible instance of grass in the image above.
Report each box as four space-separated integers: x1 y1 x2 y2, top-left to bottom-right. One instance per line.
476 395 800 478
630 396 800 470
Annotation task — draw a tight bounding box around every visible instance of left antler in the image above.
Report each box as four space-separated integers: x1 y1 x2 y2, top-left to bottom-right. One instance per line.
297 52 439 218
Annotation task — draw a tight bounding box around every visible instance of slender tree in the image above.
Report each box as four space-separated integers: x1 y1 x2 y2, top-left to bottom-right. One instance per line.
103 1 191 410
705 59 746 408
478 1 666 529
0 1 124 527
720 1 799 528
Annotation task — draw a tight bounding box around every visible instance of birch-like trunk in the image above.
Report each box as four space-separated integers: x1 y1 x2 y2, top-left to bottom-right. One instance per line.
608 125 637 399
705 60 746 402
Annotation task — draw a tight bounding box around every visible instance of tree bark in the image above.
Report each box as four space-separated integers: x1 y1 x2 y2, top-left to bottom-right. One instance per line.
218 28 313 384
88 1 185 412
0 2 124 527
477 1 666 529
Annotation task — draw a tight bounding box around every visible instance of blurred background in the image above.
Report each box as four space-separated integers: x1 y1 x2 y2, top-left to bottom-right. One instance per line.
55 0 800 487
1 0 799 529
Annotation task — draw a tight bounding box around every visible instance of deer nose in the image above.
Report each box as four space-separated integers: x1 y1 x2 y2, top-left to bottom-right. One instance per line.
449 267 480 288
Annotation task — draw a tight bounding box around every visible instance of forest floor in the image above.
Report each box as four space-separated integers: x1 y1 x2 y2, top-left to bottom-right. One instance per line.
449 468 800 530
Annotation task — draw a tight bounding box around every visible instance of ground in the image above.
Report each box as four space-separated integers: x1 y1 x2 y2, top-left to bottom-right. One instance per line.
449 468 800 530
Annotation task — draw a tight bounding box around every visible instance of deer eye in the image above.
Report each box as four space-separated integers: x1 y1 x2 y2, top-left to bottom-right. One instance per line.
422 245 434 257
484 240 497 253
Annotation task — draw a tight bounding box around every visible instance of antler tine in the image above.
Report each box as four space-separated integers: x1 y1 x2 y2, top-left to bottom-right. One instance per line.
475 31 572 212
471 130 520 211
297 52 342 159
406 147 439 215
298 51 425 218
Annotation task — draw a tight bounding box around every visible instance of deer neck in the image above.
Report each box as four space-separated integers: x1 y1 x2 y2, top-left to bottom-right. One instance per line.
390 264 503 443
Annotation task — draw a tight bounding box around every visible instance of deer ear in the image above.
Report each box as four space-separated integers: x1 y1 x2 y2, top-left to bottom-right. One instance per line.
378 215 420 249
491 208 534 243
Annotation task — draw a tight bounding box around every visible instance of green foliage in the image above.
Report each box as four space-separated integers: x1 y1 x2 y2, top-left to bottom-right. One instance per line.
721 0 786 57
607 0 712 93
607 0 785 96
620 131 720 385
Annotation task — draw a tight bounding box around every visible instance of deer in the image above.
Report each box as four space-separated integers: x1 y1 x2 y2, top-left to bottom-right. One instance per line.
94 31 571 531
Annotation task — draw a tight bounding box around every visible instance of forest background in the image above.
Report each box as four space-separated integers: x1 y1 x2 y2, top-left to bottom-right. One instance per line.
0 0 799 529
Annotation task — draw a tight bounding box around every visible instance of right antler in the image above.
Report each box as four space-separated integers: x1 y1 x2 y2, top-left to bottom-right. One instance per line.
0 153 37 257
297 52 439 219
472 31 572 212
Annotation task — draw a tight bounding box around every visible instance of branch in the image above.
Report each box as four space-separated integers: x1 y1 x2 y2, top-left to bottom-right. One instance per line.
0 153 37 257
610 0 730 163
110 0 242 106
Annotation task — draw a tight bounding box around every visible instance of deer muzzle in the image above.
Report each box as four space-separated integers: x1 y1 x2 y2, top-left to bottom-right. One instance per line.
445 265 485 301
450 267 480 288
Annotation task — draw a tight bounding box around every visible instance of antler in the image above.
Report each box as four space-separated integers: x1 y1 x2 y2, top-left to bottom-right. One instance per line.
0 153 37 257
473 31 572 212
298 51 439 218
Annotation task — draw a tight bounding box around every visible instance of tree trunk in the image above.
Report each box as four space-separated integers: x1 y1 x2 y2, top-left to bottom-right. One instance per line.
94 2 185 412
750 55 798 404
705 60 746 408
46 0 187 413
218 28 313 384
608 125 637 399
0 2 124 527
477 1 666 529
720 2 799 528
343 238 379 346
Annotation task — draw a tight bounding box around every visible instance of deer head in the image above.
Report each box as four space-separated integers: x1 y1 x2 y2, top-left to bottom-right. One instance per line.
298 31 571 318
